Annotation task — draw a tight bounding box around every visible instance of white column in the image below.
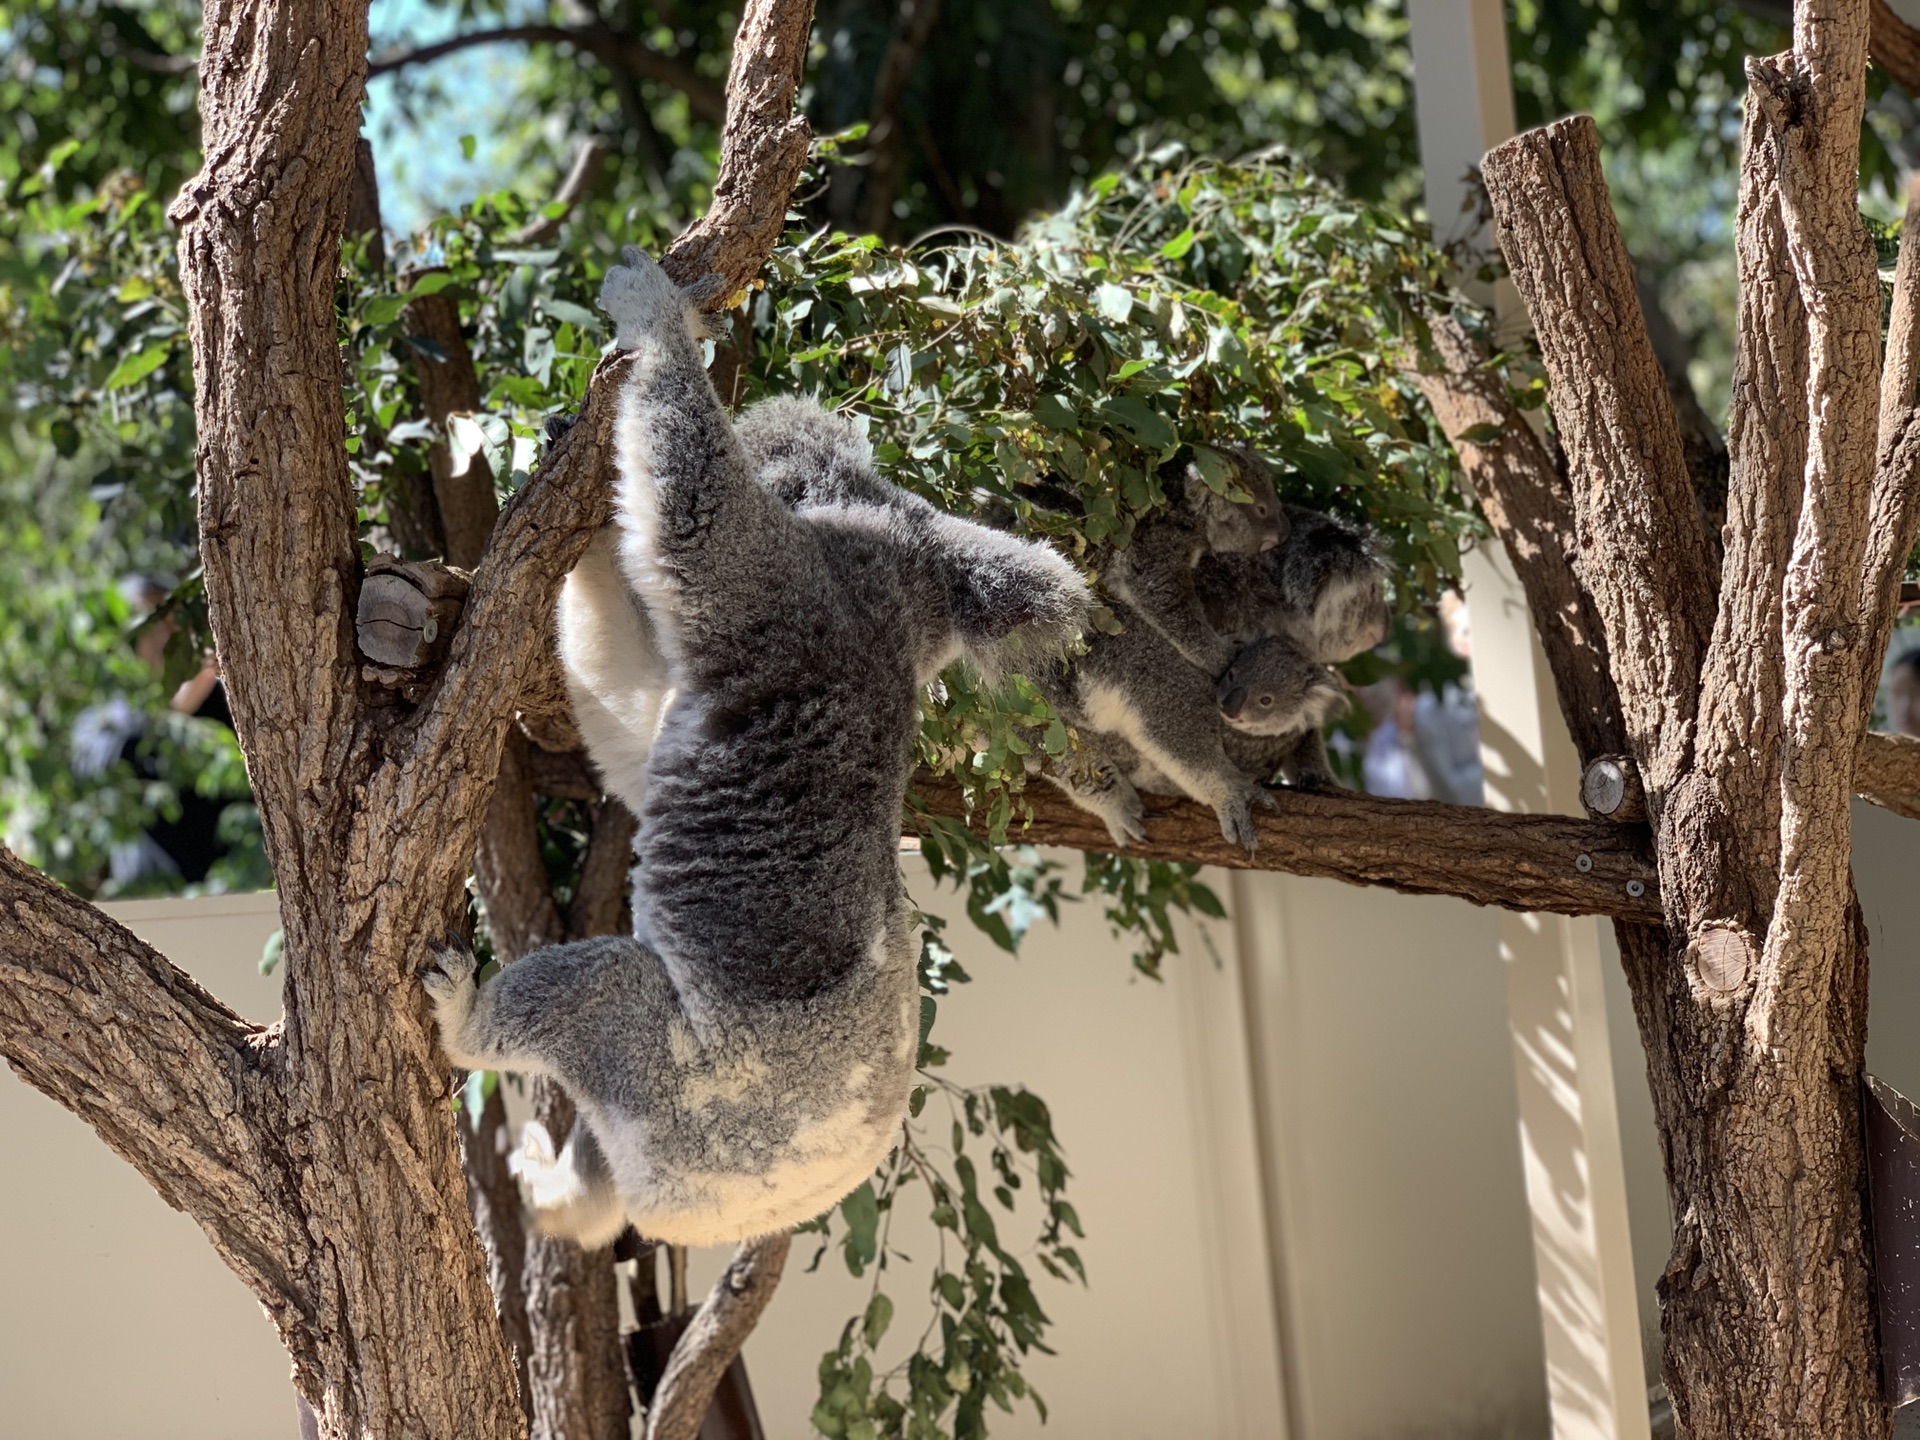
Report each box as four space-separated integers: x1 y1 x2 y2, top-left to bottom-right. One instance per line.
1408 6 1652 1437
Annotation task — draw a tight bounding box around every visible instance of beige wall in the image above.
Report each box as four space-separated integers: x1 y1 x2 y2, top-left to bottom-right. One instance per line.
33 820 1920 1439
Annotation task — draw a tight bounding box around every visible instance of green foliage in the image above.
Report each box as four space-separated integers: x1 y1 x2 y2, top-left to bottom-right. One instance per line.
0 172 264 895
801 927 1083 1440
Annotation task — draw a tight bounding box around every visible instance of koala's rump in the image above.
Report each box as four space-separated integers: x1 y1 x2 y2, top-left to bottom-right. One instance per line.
570 935 918 1247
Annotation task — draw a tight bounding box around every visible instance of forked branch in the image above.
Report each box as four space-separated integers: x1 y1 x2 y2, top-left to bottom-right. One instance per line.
0 847 308 1331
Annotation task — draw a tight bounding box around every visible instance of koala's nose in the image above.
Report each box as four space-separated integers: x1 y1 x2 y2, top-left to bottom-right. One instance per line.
1220 685 1248 718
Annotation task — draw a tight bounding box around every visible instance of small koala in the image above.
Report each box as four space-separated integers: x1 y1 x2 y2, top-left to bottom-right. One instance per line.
1195 502 1391 662
1037 502 1387 847
1102 447 1287 679
1217 634 1349 790
426 248 1089 1249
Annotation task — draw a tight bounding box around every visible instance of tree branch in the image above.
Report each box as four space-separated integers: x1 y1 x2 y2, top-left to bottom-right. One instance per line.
862 0 945 236
1482 115 1721 810
1864 174 1920 715
404 0 821 883
1746 8 1883 1036
914 777 1662 921
0 847 310 1337
1872 0 1920 94
1858 731 1920 819
644 1233 792 1440
1412 313 1625 761
514 138 613 245
1682 84 1811 928
368 25 728 126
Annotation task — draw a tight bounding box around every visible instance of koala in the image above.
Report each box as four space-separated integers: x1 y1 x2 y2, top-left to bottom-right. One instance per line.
1217 635 1349 790
1037 503 1386 847
1102 447 1287 679
425 249 1089 1249
1195 502 1390 662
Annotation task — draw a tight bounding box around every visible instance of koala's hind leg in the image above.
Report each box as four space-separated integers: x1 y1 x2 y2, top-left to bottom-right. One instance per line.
1042 733 1148 847
1082 676 1276 854
599 249 794 651
419 940 551 1075
512 1113 628 1249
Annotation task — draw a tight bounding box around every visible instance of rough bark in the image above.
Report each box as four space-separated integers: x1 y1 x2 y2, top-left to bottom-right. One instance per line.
644 1234 791 1440
914 776 1662 921
0 2 826 1437
1485 11 1896 1427
474 733 630 1440
462 1082 535 1410
656 0 818 303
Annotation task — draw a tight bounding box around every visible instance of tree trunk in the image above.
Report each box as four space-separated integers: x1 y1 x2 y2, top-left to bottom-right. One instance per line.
1478 6 1920 1429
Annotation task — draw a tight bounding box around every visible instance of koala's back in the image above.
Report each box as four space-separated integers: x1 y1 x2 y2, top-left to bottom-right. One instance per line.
634 508 932 1013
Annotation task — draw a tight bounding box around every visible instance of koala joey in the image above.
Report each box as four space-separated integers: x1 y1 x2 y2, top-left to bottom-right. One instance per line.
1217 635 1348 791
424 248 1089 1248
1102 446 1286 679
1195 503 1391 662
1037 501 1386 849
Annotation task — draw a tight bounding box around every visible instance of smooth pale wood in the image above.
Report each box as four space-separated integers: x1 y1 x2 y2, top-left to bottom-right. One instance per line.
1581 756 1648 824
356 561 469 670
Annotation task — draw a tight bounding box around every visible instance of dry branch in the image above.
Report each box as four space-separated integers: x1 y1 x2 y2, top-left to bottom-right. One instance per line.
514 139 614 246
914 777 1662 922
368 25 727 125
1872 0 1920 93
644 1234 792 1440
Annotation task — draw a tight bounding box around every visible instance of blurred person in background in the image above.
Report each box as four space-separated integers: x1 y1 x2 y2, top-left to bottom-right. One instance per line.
70 575 237 886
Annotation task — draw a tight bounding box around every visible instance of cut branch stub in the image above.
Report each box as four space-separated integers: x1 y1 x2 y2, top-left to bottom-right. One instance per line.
357 556 471 673
1582 755 1648 824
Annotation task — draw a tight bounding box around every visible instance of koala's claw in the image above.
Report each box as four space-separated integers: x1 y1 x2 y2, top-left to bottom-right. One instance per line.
1217 790 1263 855
419 937 477 1003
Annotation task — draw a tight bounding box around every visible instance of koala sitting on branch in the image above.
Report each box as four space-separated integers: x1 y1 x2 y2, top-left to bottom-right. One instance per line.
421 249 1089 1248
1037 500 1388 849
1102 446 1287 678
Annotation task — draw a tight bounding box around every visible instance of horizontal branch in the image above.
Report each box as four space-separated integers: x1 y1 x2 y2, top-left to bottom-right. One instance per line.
913 777 1663 922
0 846 308 1325
368 24 727 125
1858 730 1920 821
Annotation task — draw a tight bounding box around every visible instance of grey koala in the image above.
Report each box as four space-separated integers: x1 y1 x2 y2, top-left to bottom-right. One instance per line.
1195 503 1391 660
1217 635 1349 790
1102 447 1287 679
1036 503 1387 848
423 249 1089 1249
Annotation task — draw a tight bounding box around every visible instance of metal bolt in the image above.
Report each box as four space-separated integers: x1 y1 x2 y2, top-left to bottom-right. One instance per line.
1575 853 1594 873
1626 879 1646 898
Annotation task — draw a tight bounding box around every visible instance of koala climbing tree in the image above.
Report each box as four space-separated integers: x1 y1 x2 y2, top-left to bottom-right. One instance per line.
9 2 1920 1440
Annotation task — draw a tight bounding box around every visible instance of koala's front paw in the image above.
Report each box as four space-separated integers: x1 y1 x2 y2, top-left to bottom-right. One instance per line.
419 937 478 1026
1101 785 1148 849
598 248 712 349
1215 782 1274 855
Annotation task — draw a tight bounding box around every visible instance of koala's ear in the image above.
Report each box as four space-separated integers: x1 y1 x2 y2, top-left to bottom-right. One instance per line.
926 514 1090 664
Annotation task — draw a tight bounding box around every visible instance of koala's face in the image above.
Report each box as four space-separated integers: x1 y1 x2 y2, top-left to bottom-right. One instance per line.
1217 636 1349 736
1197 448 1287 555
